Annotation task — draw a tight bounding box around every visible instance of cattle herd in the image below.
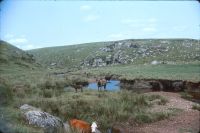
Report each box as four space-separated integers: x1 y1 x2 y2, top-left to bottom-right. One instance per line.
72 75 113 92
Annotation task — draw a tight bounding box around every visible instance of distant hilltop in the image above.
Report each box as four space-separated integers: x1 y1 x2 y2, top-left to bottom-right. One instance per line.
28 39 200 69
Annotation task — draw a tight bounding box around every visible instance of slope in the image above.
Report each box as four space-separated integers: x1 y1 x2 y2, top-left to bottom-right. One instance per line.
28 39 200 68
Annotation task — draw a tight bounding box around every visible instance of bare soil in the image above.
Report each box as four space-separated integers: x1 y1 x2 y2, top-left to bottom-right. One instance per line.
125 92 200 133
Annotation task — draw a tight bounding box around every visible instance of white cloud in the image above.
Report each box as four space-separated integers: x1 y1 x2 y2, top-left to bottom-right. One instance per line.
16 44 37 50
121 19 138 24
8 38 28 44
83 15 99 22
80 5 92 11
4 33 14 39
4 35 38 50
121 18 158 33
143 27 157 32
108 33 124 39
25 44 34 50
172 26 187 32
148 18 157 23
121 18 157 28
108 33 132 40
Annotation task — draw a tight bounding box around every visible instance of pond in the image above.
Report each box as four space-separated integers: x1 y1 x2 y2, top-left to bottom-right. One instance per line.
87 80 120 91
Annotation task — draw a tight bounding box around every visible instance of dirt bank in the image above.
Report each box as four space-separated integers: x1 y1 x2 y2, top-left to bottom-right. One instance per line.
120 79 200 99
114 92 200 133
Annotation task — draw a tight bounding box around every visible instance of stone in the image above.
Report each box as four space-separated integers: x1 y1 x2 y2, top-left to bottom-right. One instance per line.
20 104 41 113
20 104 64 133
151 60 159 65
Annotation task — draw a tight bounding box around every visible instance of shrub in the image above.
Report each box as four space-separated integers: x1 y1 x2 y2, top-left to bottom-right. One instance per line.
192 104 200 111
0 78 13 105
38 78 66 97
180 92 193 100
42 89 53 98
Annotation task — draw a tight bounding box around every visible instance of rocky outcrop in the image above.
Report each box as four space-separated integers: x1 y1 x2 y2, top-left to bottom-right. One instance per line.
80 39 200 68
20 104 65 133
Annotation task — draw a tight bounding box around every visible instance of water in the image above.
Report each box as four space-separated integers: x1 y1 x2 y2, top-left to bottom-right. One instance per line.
87 80 120 91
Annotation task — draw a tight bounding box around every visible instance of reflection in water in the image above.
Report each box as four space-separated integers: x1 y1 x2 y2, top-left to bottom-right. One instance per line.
88 80 120 91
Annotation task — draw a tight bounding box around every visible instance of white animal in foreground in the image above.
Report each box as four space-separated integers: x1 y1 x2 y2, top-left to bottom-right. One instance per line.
91 122 98 133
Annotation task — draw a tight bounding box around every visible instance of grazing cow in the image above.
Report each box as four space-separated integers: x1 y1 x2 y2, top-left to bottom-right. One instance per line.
105 75 113 82
69 119 98 133
72 84 83 93
97 78 107 91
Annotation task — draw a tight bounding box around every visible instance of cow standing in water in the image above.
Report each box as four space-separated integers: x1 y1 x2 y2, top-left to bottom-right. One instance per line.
97 78 107 91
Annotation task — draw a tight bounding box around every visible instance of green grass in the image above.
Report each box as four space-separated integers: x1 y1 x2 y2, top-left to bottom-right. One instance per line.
1 83 174 133
9 89 174 132
81 63 200 81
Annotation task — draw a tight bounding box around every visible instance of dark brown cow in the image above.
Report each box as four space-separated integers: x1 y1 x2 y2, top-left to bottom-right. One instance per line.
71 84 83 93
105 75 113 82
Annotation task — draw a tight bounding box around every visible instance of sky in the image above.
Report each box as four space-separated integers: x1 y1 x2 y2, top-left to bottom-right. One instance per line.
0 0 200 50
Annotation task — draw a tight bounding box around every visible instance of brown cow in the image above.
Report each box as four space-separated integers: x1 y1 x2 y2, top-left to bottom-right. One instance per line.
97 78 107 91
69 119 91 133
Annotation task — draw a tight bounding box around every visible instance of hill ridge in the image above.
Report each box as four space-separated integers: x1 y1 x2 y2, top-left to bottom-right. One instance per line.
28 39 200 68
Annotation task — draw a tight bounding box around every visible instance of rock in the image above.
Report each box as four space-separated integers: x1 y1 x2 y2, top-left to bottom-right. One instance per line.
20 104 64 133
20 104 41 113
50 63 57 66
149 80 163 91
172 81 185 91
151 60 159 65
133 80 152 90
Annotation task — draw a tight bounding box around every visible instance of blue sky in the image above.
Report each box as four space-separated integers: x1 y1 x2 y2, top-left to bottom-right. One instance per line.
0 0 200 50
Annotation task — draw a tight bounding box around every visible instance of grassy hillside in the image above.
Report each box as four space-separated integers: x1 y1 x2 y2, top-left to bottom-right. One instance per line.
28 42 105 68
0 40 35 64
28 39 200 68
80 63 200 82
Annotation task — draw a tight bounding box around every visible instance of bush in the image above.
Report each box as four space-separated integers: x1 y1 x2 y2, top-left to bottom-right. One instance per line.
0 78 13 105
192 104 200 111
66 76 88 86
42 89 53 98
38 78 66 97
180 92 193 100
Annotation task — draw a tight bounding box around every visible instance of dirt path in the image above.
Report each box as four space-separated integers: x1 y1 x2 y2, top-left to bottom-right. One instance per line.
133 110 199 133
130 92 200 133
